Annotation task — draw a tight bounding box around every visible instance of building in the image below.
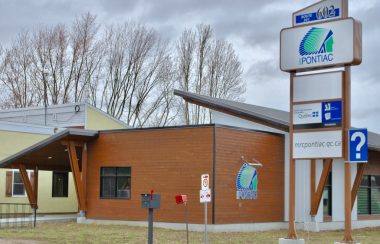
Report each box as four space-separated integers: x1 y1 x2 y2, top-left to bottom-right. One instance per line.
0 103 127 213
0 91 378 231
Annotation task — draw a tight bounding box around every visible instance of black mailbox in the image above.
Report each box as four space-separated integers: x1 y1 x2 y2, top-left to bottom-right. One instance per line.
141 194 161 209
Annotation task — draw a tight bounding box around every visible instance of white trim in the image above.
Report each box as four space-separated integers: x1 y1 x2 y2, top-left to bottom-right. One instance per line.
0 121 60 135
11 169 32 197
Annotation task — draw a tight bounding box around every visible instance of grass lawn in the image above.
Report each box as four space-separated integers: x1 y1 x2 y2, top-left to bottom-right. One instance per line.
0 223 379 243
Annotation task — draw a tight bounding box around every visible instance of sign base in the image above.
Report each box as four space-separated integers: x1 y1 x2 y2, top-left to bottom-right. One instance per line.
279 238 305 244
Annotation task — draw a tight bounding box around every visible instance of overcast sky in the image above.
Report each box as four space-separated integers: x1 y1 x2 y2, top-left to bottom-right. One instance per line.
0 0 379 133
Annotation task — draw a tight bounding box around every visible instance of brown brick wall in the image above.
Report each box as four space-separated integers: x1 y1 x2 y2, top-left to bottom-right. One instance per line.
214 127 285 223
85 125 285 224
364 150 380 176
86 126 214 223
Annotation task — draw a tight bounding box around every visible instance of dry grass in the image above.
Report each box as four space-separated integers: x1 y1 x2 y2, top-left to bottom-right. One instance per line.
0 223 379 243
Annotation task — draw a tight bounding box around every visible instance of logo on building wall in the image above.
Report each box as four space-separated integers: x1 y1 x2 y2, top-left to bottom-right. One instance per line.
236 163 257 200
299 27 334 65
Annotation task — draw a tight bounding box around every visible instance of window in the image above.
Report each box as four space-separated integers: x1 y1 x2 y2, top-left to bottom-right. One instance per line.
13 171 27 196
323 172 332 216
358 175 380 215
52 172 69 197
100 167 131 199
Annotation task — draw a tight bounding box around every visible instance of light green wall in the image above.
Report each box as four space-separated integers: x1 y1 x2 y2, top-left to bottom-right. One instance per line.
85 106 128 130
0 170 78 213
0 131 48 161
0 131 77 213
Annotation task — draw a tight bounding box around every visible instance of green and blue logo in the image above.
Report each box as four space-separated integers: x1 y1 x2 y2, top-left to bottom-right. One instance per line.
299 27 334 65
236 163 257 199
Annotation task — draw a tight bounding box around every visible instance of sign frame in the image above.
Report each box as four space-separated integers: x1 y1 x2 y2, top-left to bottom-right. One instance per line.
292 0 347 27
280 17 362 72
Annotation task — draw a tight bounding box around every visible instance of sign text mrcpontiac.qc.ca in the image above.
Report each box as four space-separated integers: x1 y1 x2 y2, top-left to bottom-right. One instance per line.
280 18 362 72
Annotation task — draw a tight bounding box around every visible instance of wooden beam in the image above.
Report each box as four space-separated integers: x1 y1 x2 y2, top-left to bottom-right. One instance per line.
33 166 39 204
67 141 85 211
310 159 332 215
310 159 316 211
18 164 38 209
81 143 87 211
351 163 366 210
61 140 84 147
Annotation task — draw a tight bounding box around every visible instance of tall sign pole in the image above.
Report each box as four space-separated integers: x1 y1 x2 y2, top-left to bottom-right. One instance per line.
280 0 362 243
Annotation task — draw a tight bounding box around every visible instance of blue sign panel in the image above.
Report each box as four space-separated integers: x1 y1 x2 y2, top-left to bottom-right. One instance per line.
349 129 368 163
322 101 342 127
295 8 340 24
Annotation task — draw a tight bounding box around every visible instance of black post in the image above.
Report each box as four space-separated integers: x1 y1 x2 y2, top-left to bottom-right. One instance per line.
43 71 47 126
148 208 154 244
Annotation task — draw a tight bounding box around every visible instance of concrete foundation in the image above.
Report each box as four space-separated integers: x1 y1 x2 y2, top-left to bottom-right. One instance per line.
278 238 305 244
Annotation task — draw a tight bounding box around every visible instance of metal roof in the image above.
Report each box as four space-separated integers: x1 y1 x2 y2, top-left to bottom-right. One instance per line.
174 89 380 151
0 128 98 169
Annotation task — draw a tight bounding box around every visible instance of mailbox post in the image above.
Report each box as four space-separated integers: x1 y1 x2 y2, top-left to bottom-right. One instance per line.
141 192 161 244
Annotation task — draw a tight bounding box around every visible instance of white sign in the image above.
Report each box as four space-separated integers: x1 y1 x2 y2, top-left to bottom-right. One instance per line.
293 103 321 125
281 18 361 72
293 72 342 102
200 189 211 203
293 0 345 26
201 174 210 190
293 130 342 159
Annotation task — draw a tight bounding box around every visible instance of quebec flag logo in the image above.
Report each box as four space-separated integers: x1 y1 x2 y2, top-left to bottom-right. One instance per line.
298 27 334 65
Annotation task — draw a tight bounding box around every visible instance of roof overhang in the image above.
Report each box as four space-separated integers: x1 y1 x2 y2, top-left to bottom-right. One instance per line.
174 90 289 132
0 128 98 171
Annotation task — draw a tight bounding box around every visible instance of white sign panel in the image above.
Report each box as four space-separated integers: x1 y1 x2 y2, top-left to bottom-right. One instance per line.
293 0 345 26
201 174 210 190
293 103 322 125
281 18 361 71
293 130 342 159
293 72 342 102
200 189 211 203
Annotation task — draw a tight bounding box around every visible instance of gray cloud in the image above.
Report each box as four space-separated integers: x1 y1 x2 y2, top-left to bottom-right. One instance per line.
0 0 379 133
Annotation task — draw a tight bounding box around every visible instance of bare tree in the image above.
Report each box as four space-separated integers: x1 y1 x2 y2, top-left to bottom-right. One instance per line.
100 23 175 127
175 24 246 125
0 33 40 108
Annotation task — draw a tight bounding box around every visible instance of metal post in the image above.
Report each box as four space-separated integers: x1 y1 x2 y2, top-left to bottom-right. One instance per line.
32 208 37 228
204 203 208 244
148 208 153 244
42 71 48 126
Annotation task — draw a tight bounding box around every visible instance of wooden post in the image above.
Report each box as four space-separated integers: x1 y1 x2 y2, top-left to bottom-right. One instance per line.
33 166 39 205
310 159 332 215
310 159 316 212
81 143 88 211
287 72 297 239
18 164 38 209
351 163 366 210
343 66 353 242
66 141 86 212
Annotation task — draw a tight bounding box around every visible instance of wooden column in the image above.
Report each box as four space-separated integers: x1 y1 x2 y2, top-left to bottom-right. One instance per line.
81 143 88 211
310 159 316 212
310 159 332 215
287 72 297 239
66 141 86 212
351 163 366 210
343 66 353 242
18 164 38 209
33 166 39 205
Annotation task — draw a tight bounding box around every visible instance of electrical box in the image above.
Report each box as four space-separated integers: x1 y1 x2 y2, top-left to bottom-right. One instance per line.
141 194 161 209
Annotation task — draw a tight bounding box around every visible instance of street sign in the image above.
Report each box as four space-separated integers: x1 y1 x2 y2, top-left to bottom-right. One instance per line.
201 174 210 190
281 18 362 72
200 189 211 203
293 101 341 129
293 0 346 26
293 130 342 159
293 72 342 102
349 129 368 163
